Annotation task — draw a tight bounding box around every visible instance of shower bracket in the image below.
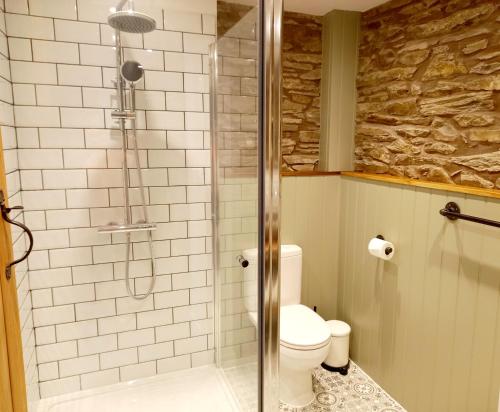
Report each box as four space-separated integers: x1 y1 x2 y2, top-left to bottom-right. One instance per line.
111 110 136 120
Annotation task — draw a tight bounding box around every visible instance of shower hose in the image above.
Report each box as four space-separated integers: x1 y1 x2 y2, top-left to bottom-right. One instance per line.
124 84 157 300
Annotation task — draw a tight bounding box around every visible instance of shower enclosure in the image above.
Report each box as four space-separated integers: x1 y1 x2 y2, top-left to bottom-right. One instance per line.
0 0 282 411
211 1 282 409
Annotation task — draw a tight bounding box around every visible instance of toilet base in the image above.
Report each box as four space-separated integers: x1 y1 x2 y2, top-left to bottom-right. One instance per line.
280 364 315 408
321 360 350 376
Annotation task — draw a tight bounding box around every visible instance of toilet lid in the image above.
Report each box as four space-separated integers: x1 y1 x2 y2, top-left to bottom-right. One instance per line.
280 304 331 350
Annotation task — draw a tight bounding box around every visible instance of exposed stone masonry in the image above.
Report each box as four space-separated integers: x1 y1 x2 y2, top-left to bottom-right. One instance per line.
282 13 322 172
356 0 500 189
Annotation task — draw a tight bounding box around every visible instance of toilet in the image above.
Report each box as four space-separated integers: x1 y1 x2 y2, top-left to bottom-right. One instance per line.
242 245 331 407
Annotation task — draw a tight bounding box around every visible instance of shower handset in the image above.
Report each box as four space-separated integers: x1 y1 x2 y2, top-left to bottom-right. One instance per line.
121 60 144 84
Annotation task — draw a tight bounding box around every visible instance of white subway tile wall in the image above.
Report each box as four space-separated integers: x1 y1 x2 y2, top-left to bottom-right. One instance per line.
5 0 215 400
214 7 259 366
0 1 40 409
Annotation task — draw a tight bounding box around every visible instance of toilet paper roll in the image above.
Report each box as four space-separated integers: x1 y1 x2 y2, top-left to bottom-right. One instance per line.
368 237 395 261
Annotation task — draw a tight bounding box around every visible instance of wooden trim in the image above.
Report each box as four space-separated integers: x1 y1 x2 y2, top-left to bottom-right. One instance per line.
280 170 500 199
341 171 500 200
281 171 341 177
0 279 14 412
0 134 28 412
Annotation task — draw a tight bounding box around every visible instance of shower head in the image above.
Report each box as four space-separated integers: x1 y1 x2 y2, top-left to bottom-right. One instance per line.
121 60 144 83
108 10 156 33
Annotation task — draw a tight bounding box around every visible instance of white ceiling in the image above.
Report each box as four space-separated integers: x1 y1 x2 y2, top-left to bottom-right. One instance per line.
231 0 390 14
168 0 392 16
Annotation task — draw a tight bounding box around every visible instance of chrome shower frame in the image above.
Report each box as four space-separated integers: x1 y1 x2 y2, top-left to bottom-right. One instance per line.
258 0 282 409
209 0 283 410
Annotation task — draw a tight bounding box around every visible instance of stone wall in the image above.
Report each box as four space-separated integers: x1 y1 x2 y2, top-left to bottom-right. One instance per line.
355 0 500 189
282 13 322 172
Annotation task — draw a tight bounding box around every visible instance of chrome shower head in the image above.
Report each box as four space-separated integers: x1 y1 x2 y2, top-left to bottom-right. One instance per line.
108 10 156 33
121 60 144 83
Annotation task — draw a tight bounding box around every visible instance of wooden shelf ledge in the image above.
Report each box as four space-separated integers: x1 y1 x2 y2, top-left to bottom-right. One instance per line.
280 170 500 200
341 171 500 200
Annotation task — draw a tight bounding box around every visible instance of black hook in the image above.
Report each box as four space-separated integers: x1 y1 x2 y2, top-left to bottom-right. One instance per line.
237 255 249 268
0 190 34 280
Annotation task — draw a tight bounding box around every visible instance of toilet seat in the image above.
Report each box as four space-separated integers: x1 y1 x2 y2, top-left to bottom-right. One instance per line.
247 304 331 351
280 304 331 351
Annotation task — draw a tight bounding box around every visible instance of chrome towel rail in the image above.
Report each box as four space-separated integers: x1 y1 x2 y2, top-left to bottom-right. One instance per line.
440 202 500 229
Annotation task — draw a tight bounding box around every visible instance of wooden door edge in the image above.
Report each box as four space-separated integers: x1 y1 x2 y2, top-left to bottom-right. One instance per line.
0 132 28 412
0 277 14 412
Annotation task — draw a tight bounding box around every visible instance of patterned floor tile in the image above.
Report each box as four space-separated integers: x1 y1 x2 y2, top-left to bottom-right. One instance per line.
223 361 406 412
280 362 406 412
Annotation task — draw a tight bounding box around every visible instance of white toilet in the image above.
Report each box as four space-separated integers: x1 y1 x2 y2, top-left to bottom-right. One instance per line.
243 245 331 407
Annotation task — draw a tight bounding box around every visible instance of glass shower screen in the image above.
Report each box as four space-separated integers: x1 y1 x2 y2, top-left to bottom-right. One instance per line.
210 1 282 411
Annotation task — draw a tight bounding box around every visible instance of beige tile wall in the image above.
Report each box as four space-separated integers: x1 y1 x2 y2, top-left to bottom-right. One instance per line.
214 3 259 365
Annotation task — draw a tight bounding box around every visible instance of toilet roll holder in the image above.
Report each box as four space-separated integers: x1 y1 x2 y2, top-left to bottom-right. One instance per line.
376 235 393 256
